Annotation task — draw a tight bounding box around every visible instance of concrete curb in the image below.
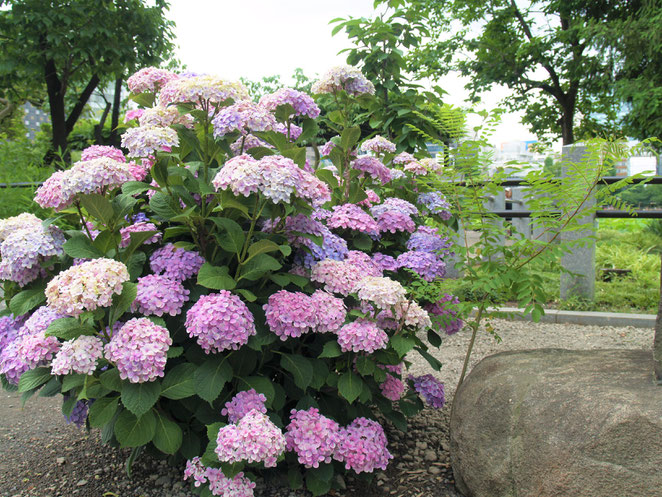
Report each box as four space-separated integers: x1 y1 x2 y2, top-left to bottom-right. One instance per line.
490 307 656 329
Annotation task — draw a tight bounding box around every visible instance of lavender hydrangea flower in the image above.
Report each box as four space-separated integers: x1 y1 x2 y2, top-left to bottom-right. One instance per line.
409 374 445 408
334 417 393 473
221 389 267 423
149 243 205 282
327 204 379 235
350 156 392 185
397 251 446 282
158 75 249 106
426 294 463 335
212 100 276 137
64 399 89 428
127 67 179 94
121 125 180 157
406 227 452 254
185 292 256 353
132 274 190 317
361 135 396 154
81 145 126 163
259 88 320 118
285 408 341 468
417 192 452 219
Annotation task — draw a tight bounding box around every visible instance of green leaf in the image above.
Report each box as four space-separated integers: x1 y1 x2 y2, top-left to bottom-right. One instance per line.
355 356 375 376
282 146 306 167
152 411 183 455
38 377 61 397
80 193 115 225
17 367 51 393
62 233 103 259
123 231 159 262
197 263 236 290
279 354 313 391
150 192 180 220
100 368 122 392
288 468 304 490
319 341 342 358
9 287 46 316
244 239 281 263
427 329 442 348
238 253 281 281
340 126 361 151
45 317 96 340
306 465 333 496
236 289 257 302
88 397 119 428
316 168 339 188
129 92 155 108
61 374 86 392
166 346 183 358
109 281 137 324
121 380 161 417
353 233 373 251
194 355 233 403
415 347 443 371
93 230 120 255
122 181 152 196
127 251 146 280
114 410 156 448
390 335 416 358
161 363 196 400
338 372 363 404
210 217 245 254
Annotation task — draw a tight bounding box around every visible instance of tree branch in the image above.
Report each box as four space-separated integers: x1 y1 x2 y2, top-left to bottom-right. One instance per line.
65 74 100 134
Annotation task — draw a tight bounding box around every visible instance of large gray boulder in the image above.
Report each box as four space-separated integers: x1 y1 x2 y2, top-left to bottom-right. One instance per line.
450 348 662 497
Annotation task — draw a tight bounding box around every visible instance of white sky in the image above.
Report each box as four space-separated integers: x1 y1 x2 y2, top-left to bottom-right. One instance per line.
167 0 540 148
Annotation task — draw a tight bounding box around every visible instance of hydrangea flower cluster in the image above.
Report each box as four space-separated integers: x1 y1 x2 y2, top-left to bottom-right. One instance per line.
0 213 65 286
264 290 317 340
426 294 463 335
310 259 370 296
259 88 320 118
133 274 190 316
51 335 103 375
310 290 347 333
80 145 126 163
158 75 249 106
215 409 286 468
0 340 29 385
334 417 393 473
394 301 432 331
357 189 380 207
212 154 330 207
35 157 134 211
184 458 256 497
127 67 179 94
221 389 267 423
185 292 256 353
361 135 396 154
379 364 405 401
64 398 89 427
406 226 452 254
15 307 64 368
138 105 192 128
417 192 452 220
350 156 392 184
104 318 172 383
336 320 388 353
124 109 144 123
230 133 270 156
409 374 446 408
327 204 379 235
397 251 446 282
119 222 161 248
285 408 341 468
372 252 398 272
149 243 205 281
392 152 415 164
121 125 180 158
345 250 382 277
45 259 129 317
212 100 276 137
312 65 375 96
352 276 406 309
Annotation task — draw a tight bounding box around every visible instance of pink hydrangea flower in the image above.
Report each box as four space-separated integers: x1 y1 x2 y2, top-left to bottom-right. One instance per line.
81 145 126 163
119 222 161 248
158 75 249 106
344 250 382 277
230 133 271 156
104 318 172 383
357 189 380 207
138 105 192 128
259 88 320 118
311 290 346 333
149 243 205 281
379 364 405 401
206 468 256 497
310 259 370 296
132 274 189 317
327 204 379 235
370 198 419 217
285 408 341 468
350 156 392 184
264 290 316 340
215 409 286 468
0 341 30 385
185 292 256 353
221 389 267 423
212 100 276 137
121 125 180 158
51 335 103 375
334 417 393 473
124 109 145 123
183 457 208 487
392 152 415 164
336 320 388 354
361 135 396 154
16 332 60 369
46 259 129 317
127 67 179 94
312 65 375 96
375 210 416 233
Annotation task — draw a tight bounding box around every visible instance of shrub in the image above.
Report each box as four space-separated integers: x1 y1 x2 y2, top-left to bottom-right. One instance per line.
0 65 455 496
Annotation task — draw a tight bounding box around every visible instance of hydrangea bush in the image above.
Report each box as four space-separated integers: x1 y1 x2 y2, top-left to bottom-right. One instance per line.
0 64 459 497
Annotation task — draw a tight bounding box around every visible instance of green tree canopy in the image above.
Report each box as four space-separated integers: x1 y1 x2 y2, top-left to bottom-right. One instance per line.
0 0 175 163
375 0 658 145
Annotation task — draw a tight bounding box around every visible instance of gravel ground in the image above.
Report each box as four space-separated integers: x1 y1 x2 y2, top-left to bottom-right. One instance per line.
0 318 653 497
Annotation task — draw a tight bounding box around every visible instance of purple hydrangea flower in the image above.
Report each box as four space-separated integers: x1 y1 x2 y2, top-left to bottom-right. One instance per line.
221 389 267 423
149 243 205 282
397 251 446 282
409 374 445 408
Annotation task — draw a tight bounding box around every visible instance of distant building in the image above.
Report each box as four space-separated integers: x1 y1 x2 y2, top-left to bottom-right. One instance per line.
22 102 48 140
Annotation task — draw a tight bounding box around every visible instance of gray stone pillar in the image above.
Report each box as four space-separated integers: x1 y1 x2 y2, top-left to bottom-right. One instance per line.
510 187 531 239
484 191 506 260
560 144 595 300
445 223 465 279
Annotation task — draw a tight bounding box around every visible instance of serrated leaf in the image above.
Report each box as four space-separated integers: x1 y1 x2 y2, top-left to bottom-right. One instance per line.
279 354 313 391
62 234 103 259
121 380 161 417
61 374 86 392
340 126 361 151
390 335 416 357
109 281 137 324
152 410 183 454
238 253 281 281
194 355 233 403
114 410 156 448
122 181 152 196
196 263 236 290
319 341 342 358
244 239 281 263
45 318 97 340
161 363 196 400
88 397 119 428
17 367 51 393
9 287 46 316
210 217 245 254
355 356 375 376
38 377 61 397
150 192 180 220
338 372 363 404
100 368 122 392
80 193 115 225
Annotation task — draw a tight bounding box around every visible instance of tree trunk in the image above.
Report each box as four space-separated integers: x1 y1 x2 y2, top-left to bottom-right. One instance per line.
94 102 112 144
655 253 662 383
108 76 123 147
560 106 575 146
44 58 69 168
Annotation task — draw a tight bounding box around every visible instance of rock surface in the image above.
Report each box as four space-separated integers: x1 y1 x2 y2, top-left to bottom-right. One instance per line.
450 348 662 497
